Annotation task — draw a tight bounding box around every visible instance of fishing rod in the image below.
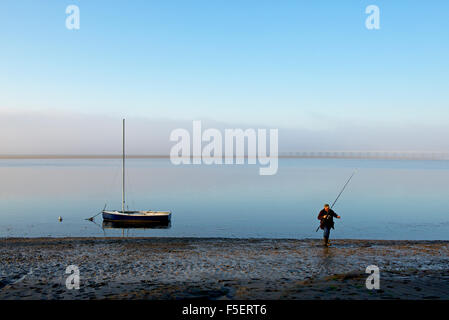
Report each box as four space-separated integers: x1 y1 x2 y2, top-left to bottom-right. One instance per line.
315 169 357 232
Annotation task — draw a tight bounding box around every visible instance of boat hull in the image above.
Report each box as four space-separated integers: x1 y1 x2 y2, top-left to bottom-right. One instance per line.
102 211 171 223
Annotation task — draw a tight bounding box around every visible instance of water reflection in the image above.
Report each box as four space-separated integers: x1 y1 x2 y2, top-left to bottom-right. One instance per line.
102 220 171 230
317 246 335 276
1 158 449 239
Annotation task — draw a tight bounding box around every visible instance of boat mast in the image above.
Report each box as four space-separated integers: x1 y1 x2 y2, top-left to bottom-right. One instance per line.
122 118 125 213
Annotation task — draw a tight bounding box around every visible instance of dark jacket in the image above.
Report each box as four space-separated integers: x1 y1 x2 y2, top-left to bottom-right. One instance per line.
318 209 338 229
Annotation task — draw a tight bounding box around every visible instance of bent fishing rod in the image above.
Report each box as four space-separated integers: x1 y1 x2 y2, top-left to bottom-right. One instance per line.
315 169 357 232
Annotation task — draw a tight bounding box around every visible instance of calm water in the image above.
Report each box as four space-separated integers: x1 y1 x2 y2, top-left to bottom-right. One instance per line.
1 158 449 240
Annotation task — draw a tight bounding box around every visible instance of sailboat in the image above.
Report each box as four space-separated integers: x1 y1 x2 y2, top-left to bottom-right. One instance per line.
102 119 172 223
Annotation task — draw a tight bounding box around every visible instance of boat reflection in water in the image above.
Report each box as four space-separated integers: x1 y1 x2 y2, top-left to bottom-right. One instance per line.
102 220 171 230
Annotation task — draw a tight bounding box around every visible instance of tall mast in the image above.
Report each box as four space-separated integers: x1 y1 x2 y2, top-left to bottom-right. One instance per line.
122 118 125 213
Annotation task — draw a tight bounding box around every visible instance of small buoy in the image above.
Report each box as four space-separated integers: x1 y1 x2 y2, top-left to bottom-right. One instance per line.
58 216 63 222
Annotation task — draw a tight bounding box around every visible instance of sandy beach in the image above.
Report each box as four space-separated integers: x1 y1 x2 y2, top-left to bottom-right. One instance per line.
1 238 448 300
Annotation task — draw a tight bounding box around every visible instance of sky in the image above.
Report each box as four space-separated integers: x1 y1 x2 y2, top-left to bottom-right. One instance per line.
1 1 449 154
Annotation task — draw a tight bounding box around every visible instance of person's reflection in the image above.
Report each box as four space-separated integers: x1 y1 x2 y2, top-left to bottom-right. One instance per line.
316 245 335 277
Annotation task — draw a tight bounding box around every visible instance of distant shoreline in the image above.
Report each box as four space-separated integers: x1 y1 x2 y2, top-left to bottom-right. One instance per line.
1 153 448 160
0 154 168 159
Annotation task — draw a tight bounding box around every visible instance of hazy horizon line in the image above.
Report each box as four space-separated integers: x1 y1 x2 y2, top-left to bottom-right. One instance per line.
1 151 448 160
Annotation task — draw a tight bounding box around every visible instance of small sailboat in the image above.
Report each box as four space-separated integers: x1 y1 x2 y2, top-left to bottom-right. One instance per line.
102 119 172 223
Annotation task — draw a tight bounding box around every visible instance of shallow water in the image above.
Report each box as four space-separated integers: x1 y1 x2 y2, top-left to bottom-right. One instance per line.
1 158 449 239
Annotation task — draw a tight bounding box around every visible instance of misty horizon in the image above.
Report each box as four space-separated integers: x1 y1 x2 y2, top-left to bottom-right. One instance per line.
1 111 449 156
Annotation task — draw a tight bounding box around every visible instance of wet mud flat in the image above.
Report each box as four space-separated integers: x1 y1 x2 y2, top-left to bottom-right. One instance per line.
1 238 448 300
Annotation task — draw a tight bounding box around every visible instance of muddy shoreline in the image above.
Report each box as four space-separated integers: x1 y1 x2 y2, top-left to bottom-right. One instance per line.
1 238 448 300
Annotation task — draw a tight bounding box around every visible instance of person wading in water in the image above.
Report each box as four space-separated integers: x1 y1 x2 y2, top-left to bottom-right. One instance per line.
317 204 341 246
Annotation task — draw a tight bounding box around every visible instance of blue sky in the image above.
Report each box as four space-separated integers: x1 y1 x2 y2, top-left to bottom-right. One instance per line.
1 1 449 152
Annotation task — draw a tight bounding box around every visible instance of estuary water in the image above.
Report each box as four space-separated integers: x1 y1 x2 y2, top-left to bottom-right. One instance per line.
1 158 449 239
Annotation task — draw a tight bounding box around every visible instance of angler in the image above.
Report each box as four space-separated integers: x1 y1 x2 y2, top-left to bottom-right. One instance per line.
317 204 341 246
315 170 356 246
